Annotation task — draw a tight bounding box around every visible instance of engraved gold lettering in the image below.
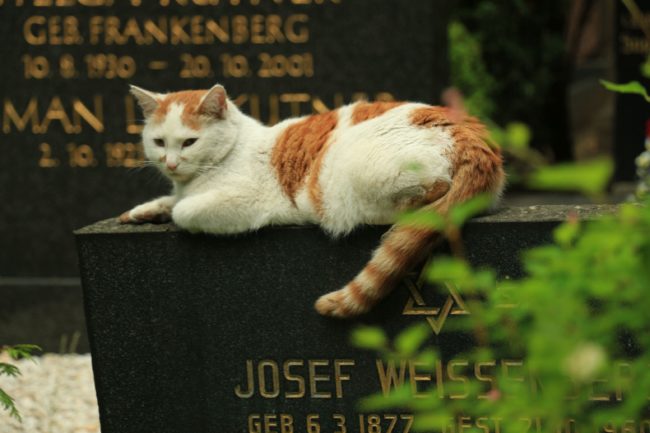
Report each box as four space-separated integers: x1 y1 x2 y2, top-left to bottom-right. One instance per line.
3 98 39 133
280 414 293 433
308 360 331 398
234 359 255 398
385 415 397 433
73 95 104 132
104 142 144 168
333 414 346 433
232 15 248 44
283 360 305 399
475 361 496 399
144 18 168 44
435 360 445 398
250 14 266 43
448 360 469 399
258 360 280 398
280 93 310 117
249 414 261 433
3 96 103 134
285 14 308 42
375 359 407 396
409 361 432 398
306 414 320 433
66 143 97 167
24 15 46 45
502 360 525 386
475 417 491 433
401 415 414 433
311 97 330 114
458 416 472 433
264 414 278 433
122 18 146 44
38 142 60 168
22 55 50 79
333 359 354 398
205 16 229 42
125 95 143 135
171 16 191 44
264 15 284 43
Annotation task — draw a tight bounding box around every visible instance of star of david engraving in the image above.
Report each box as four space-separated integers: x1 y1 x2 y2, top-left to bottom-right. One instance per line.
401 262 469 335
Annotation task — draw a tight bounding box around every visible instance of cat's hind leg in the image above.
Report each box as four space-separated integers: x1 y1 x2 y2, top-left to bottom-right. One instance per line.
119 195 177 224
315 180 450 317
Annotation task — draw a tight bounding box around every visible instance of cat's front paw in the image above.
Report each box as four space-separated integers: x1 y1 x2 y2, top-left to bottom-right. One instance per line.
315 288 367 318
119 201 173 224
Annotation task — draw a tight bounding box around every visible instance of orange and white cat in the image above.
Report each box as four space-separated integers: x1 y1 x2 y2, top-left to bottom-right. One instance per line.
121 84 505 318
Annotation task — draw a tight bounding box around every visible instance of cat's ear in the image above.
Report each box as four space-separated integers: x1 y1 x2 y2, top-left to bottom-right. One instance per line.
198 84 228 118
130 85 161 118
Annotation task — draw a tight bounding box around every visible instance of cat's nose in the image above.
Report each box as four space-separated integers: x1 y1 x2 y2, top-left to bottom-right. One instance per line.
166 161 178 171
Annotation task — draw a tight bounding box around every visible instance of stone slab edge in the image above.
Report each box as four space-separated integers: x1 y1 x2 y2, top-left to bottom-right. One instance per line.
74 204 620 235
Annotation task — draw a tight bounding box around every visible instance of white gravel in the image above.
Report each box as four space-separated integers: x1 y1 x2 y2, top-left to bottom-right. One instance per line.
0 354 100 433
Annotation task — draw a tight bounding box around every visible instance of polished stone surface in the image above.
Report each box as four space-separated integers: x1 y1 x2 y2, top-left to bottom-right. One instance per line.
76 205 618 433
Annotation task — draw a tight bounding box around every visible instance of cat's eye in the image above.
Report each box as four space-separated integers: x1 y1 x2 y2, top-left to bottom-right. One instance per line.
183 138 198 148
153 138 165 147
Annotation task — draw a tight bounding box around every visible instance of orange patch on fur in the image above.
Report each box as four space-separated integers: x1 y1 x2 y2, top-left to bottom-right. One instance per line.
347 281 371 308
272 111 339 207
154 90 208 130
409 106 455 128
351 101 405 125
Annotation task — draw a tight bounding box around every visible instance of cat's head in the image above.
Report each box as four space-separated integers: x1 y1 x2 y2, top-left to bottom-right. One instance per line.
130 84 238 183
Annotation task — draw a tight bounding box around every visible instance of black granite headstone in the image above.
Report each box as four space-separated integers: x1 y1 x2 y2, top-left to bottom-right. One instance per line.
0 0 449 350
614 0 650 181
76 205 616 433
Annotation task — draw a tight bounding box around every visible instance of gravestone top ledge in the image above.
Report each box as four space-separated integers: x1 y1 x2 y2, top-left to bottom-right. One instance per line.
75 204 619 235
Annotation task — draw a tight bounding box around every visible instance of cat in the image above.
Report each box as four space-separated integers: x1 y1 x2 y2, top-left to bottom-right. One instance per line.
121 84 505 318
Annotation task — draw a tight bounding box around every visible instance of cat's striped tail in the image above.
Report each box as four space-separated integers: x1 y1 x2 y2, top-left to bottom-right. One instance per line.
314 120 505 318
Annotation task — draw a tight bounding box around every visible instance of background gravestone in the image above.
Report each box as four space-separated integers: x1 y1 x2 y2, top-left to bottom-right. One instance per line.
614 0 650 181
0 0 450 351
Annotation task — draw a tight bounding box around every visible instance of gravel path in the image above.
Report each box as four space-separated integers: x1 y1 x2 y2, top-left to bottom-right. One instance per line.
0 354 100 433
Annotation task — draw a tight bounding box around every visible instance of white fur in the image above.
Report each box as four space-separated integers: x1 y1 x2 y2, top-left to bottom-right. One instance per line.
127 95 456 236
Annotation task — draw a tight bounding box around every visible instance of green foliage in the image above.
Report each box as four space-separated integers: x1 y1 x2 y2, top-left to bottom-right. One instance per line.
448 21 497 119
355 197 650 432
350 327 388 352
450 0 570 158
526 157 614 197
348 153 650 432
600 80 650 103
0 344 41 421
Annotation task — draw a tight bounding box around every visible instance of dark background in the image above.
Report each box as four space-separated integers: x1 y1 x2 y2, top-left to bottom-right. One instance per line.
0 0 450 351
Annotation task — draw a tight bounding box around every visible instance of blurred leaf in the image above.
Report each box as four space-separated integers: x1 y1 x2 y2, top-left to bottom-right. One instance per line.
449 194 493 227
527 158 614 195
505 122 531 150
398 209 446 230
415 349 438 369
0 363 20 378
426 257 471 284
395 324 431 357
5 344 41 361
553 220 581 247
601 80 650 102
0 388 20 421
350 327 387 351
412 413 452 431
